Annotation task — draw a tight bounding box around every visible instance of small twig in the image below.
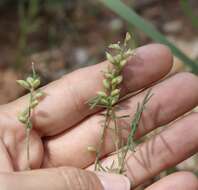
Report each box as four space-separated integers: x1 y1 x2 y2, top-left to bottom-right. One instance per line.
17 63 44 170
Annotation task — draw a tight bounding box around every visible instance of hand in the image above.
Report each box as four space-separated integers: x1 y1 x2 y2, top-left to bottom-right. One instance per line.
0 44 197 190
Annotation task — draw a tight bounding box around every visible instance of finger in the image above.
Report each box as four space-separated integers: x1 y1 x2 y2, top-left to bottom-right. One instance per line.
1 44 172 136
145 172 198 190
0 167 130 190
0 139 13 172
43 73 198 168
88 112 198 187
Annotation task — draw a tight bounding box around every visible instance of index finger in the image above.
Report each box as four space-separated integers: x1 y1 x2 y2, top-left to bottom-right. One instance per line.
1 44 172 136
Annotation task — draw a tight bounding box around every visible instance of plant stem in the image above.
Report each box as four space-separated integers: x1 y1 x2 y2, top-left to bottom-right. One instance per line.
111 108 123 172
26 127 31 170
17 63 43 171
94 108 111 171
25 88 34 169
89 33 136 172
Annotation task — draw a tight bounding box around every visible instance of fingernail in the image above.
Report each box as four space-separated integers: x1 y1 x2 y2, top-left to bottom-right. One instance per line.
96 172 131 190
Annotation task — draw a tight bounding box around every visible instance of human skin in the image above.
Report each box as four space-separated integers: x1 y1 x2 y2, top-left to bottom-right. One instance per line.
0 44 197 190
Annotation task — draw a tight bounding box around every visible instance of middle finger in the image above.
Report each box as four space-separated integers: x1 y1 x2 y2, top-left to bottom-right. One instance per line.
42 73 198 169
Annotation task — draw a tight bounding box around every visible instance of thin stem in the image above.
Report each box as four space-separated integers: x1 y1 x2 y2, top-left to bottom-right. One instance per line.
112 109 120 150
32 62 36 78
25 88 34 170
26 127 31 170
94 108 111 171
118 141 131 174
17 63 43 171
117 90 152 173
111 108 123 171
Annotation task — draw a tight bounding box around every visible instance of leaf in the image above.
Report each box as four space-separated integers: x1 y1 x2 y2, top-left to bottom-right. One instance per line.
128 89 152 149
101 0 198 74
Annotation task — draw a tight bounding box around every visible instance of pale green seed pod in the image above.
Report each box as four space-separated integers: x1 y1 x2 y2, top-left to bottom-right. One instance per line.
120 59 127 67
35 91 44 99
16 80 30 90
112 76 123 85
125 49 133 56
125 32 131 41
26 77 34 86
21 108 28 117
32 78 40 89
108 43 121 50
104 72 113 79
124 32 131 46
97 91 107 97
111 89 120 96
100 98 109 105
31 99 39 108
103 79 110 89
114 54 122 64
18 114 27 124
106 52 114 63
111 95 119 105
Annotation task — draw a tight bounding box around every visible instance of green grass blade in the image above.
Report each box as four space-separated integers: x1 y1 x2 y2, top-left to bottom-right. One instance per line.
101 0 198 73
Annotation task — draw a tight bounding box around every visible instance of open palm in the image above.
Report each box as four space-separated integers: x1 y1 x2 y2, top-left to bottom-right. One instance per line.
0 44 197 190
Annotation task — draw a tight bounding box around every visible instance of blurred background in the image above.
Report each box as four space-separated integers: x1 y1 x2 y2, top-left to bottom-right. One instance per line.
0 0 197 188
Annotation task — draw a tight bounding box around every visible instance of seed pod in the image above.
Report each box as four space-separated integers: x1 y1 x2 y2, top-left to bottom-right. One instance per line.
97 91 107 97
35 91 44 99
124 32 131 46
125 49 133 56
31 99 39 108
32 78 40 89
106 52 114 63
120 59 127 67
21 108 28 117
111 95 119 105
108 43 121 50
125 32 131 41
16 80 30 90
112 76 123 85
18 115 27 124
103 79 110 89
104 72 113 79
100 98 109 105
26 77 34 86
114 54 122 64
111 89 120 96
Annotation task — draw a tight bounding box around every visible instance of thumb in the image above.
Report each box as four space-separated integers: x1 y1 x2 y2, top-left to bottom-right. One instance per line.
0 167 131 190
